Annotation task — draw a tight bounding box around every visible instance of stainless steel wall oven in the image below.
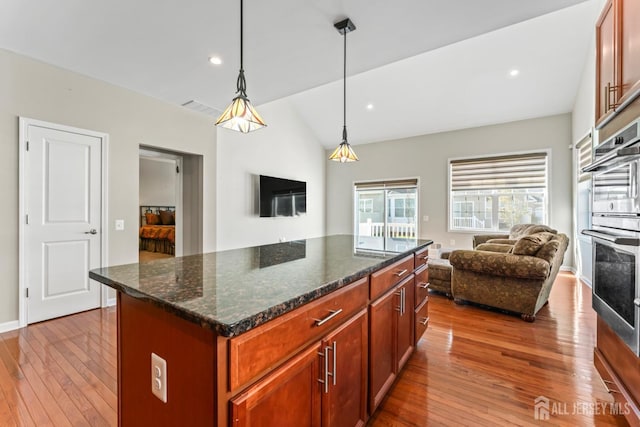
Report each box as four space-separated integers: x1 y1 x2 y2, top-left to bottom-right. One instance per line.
583 118 640 356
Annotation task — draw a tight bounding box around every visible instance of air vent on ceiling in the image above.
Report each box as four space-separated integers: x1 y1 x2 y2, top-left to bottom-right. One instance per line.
181 100 222 117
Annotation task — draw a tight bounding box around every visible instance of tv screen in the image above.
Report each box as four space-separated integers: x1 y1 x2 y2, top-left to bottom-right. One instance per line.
259 175 306 217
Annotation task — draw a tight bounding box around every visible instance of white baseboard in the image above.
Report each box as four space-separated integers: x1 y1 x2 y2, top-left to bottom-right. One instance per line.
0 320 20 334
560 266 576 273
106 297 117 307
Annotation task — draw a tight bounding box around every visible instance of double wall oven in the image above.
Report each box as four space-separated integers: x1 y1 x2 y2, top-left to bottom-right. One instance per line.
582 118 640 356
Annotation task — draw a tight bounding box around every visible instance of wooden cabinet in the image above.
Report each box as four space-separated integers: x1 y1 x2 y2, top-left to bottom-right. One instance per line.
368 274 415 413
594 317 640 426
620 0 640 100
231 309 368 427
230 344 322 427
229 277 368 392
321 310 368 427
596 0 617 124
596 0 640 126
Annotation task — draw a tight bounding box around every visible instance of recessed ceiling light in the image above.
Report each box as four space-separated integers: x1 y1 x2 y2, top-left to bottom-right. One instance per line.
366 103 374 110
209 56 222 65
509 69 520 77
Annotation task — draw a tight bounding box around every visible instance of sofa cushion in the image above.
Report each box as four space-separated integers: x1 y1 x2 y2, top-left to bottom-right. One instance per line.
511 232 554 256
536 239 561 264
485 238 517 245
476 243 514 253
509 224 557 239
449 250 550 280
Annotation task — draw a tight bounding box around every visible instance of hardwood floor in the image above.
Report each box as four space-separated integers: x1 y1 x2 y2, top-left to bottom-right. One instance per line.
0 309 117 426
370 272 630 427
0 272 631 426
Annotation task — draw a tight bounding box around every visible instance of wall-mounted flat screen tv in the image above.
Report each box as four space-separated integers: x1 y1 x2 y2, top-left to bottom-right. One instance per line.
259 175 306 217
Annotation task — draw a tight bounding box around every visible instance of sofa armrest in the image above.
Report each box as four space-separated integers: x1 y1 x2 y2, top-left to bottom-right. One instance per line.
473 234 509 247
449 250 550 280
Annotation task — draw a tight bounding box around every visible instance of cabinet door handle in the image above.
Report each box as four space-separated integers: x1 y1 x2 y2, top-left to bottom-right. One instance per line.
420 316 429 326
421 255 428 260
394 269 408 277
318 346 330 394
329 341 337 386
314 309 343 327
418 282 430 289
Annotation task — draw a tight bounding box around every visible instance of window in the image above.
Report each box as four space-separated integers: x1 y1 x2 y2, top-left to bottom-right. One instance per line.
354 179 418 252
449 152 548 232
359 199 373 213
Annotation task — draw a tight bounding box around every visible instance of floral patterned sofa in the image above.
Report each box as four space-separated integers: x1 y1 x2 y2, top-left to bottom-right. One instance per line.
448 227 569 322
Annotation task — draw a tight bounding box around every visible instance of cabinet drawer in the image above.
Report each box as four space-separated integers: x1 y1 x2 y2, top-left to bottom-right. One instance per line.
414 264 429 308
370 255 414 301
229 276 369 392
414 297 429 345
414 247 429 270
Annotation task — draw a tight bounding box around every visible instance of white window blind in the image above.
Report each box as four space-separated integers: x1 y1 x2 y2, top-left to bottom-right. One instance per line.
450 153 548 191
576 135 593 183
449 152 548 232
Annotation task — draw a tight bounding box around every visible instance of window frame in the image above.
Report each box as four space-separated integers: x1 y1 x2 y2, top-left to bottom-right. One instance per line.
447 150 551 233
353 178 420 252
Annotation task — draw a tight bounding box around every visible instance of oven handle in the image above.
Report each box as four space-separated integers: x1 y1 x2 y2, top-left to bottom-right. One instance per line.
581 229 640 246
582 145 640 173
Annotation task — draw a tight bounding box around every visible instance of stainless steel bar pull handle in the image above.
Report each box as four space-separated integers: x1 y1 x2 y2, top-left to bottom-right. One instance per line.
394 269 408 277
314 309 343 327
419 282 430 289
318 347 330 394
85 229 97 235
328 341 337 386
420 317 429 326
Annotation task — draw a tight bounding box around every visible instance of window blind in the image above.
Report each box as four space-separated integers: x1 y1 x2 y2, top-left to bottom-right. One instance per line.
354 178 418 190
450 153 547 191
576 134 593 183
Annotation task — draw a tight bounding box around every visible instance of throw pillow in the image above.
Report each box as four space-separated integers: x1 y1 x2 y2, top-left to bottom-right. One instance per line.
145 213 161 225
512 232 553 256
159 210 175 225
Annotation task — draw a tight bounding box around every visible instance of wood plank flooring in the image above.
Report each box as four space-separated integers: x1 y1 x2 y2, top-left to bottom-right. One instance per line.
370 272 630 426
0 272 631 426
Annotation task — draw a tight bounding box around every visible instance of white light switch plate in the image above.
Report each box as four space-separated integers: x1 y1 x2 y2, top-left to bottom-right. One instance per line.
115 219 125 231
151 352 167 403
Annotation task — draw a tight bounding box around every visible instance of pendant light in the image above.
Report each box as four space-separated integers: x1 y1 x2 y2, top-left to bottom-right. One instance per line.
329 18 359 162
215 0 266 133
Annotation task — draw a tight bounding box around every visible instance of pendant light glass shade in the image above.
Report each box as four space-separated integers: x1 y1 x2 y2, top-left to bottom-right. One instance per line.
329 141 359 162
216 94 266 133
329 127 359 162
329 18 358 162
215 0 266 133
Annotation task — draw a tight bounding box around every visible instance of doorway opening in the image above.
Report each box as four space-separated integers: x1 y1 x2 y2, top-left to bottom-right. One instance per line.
138 147 203 262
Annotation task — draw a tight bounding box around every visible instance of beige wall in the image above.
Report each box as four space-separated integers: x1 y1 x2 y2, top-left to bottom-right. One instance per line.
326 113 574 266
216 99 326 250
0 49 217 325
139 157 177 207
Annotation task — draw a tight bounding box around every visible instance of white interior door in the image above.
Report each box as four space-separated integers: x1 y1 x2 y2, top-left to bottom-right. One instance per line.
25 123 102 323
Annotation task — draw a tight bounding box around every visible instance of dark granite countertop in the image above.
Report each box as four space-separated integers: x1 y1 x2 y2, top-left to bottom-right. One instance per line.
89 234 432 337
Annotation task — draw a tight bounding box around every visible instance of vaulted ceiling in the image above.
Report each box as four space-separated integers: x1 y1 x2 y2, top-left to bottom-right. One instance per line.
1 0 601 146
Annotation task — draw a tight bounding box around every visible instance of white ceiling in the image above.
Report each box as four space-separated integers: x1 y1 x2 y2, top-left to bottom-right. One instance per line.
1 0 601 147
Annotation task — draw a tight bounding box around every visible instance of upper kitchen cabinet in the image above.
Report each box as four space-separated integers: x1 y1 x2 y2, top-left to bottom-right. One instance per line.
596 0 640 127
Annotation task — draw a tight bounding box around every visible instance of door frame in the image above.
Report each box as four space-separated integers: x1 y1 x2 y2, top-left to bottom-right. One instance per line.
18 117 110 328
139 147 184 257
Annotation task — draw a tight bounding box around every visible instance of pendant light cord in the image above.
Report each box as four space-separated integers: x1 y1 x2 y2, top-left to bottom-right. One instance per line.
236 0 247 97
342 30 347 142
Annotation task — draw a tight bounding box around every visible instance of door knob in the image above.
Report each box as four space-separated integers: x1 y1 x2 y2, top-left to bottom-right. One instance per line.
85 229 97 235
634 298 640 307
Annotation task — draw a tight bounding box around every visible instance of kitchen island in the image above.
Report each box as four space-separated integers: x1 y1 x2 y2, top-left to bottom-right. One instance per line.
90 235 432 426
